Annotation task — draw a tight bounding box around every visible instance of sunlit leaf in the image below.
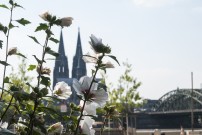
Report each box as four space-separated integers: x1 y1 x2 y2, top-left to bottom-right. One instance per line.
0 60 10 66
35 23 49 32
49 37 59 44
0 4 9 9
16 18 31 26
28 35 40 44
27 64 36 71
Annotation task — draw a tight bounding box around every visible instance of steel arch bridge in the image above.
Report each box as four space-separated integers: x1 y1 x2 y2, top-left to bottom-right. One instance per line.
152 89 202 112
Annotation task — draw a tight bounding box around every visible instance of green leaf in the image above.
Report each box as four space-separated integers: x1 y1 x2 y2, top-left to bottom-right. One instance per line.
35 23 49 32
10 85 20 92
0 23 7 35
15 52 27 58
40 88 48 96
14 3 24 9
0 4 9 9
45 47 59 57
9 0 14 5
3 76 9 83
28 35 40 44
27 64 36 71
8 22 17 29
0 60 10 66
0 40 2 49
49 37 59 44
107 55 120 65
40 76 50 86
33 55 45 64
16 18 31 26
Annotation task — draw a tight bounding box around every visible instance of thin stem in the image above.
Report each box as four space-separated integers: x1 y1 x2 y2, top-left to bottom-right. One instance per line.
74 56 103 135
27 26 51 135
0 5 14 100
100 116 108 135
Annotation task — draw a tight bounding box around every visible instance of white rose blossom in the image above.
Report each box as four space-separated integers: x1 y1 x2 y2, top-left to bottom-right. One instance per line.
53 81 72 99
73 76 108 107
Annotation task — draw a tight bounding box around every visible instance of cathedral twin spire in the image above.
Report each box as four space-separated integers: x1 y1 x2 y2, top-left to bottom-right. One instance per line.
53 28 87 88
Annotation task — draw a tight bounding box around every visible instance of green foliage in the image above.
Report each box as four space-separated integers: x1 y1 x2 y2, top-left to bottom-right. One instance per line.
28 36 41 44
16 18 31 26
35 23 49 32
45 47 59 57
27 65 36 71
0 60 10 66
0 4 9 9
49 37 59 44
108 61 142 112
8 58 33 92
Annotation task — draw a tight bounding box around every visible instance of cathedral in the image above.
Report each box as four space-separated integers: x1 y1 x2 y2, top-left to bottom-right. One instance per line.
52 28 87 104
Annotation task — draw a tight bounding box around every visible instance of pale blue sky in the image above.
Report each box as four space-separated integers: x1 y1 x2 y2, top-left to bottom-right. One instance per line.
1 0 202 99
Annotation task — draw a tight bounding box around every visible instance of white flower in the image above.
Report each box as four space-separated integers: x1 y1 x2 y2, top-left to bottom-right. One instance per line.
53 81 72 99
60 17 73 27
8 47 17 55
0 121 8 129
39 11 51 21
73 76 108 107
73 76 97 96
47 122 63 135
80 116 95 135
80 100 98 116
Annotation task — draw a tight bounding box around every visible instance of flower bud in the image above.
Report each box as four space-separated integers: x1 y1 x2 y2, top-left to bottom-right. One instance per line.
60 17 73 27
39 11 51 21
8 47 17 55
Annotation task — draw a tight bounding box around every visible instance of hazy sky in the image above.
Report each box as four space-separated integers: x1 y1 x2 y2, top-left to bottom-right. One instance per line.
1 0 202 99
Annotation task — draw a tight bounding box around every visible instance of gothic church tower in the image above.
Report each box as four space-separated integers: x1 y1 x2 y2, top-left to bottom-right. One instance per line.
72 28 87 80
52 28 86 104
53 30 69 88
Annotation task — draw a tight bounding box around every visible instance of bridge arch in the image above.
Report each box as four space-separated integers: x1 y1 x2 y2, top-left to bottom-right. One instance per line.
152 89 202 112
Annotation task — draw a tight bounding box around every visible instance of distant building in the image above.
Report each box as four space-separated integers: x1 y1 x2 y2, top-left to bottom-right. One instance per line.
53 28 86 105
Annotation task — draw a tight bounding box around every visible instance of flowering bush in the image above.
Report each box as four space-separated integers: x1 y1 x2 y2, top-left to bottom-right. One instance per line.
0 0 120 135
